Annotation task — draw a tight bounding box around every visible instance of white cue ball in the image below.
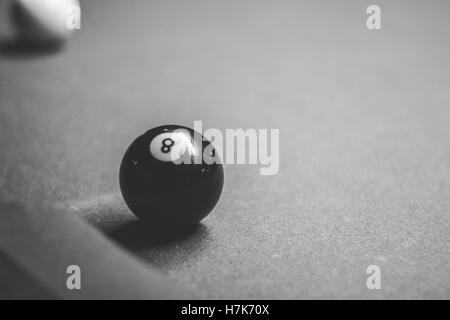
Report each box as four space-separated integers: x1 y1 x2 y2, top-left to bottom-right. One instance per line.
10 0 80 43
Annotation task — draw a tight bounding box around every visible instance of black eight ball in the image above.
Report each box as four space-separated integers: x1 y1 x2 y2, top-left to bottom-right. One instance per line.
119 125 224 226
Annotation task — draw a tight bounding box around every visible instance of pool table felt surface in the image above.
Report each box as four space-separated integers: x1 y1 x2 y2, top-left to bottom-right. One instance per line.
0 0 449 299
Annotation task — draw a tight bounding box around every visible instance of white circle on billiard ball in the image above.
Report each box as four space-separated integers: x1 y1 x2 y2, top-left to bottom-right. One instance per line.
149 131 196 163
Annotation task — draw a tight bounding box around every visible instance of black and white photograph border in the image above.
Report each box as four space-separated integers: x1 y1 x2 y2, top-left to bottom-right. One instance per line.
0 0 449 302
